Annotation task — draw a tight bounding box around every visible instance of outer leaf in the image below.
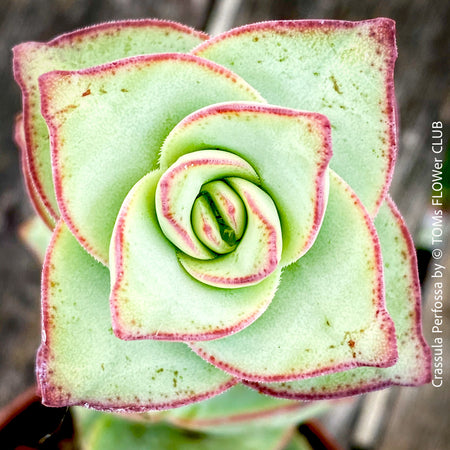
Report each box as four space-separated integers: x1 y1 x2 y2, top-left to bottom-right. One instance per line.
74 408 294 450
110 170 281 341
245 197 431 399
37 220 236 411
18 215 52 263
39 54 264 264
194 18 397 216
14 114 55 230
13 19 208 221
166 383 328 434
190 171 397 382
160 102 332 266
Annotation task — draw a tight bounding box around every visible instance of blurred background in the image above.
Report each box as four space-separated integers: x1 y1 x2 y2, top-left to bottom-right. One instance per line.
0 0 448 448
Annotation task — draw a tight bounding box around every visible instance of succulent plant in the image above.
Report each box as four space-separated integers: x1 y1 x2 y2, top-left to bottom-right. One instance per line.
13 17 430 423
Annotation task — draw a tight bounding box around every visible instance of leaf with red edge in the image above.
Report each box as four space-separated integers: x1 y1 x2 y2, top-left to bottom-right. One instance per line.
190 171 397 382
166 383 328 434
13 19 209 222
37 220 237 411
194 18 398 216
39 54 264 265
109 170 281 342
244 197 431 399
155 150 260 262
13 114 55 230
159 102 332 267
177 176 283 288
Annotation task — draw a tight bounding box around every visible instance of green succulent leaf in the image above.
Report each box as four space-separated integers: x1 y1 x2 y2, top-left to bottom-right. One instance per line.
198 180 247 243
18 215 52 263
14 114 55 230
13 18 430 415
39 55 264 264
178 176 283 288
109 170 281 341
190 171 397 382
160 102 332 266
155 150 259 262
37 220 236 410
194 18 397 216
166 383 328 434
13 19 209 222
191 186 241 254
74 408 294 450
245 197 431 399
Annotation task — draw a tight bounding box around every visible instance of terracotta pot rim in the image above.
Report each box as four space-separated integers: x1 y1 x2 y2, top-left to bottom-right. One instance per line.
0 385 40 431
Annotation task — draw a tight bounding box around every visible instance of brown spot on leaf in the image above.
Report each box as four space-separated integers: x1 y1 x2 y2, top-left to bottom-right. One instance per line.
348 339 356 358
330 75 342 94
59 104 78 115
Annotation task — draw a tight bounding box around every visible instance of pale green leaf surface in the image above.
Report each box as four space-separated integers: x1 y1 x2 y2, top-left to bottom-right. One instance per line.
109 170 281 341
18 215 52 263
73 406 104 447
190 171 396 381
39 55 264 264
194 19 397 216
167 383 328 434
160 102 331 266
77 410 292 450
37 221 235 411
13 19 208 220
246 197 431 399
14 113 55 230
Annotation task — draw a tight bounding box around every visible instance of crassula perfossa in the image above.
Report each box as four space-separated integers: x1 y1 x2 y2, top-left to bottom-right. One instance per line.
13 18 431 417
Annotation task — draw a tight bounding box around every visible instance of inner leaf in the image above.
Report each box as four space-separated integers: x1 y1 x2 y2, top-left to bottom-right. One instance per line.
155 150 259 260
192 180 247 254
178 177 282 289
192 193 237 254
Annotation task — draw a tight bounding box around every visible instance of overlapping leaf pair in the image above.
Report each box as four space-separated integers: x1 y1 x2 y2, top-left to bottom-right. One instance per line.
13 18 430 413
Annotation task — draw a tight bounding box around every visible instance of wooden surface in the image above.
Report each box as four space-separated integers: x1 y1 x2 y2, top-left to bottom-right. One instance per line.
0 1 448 448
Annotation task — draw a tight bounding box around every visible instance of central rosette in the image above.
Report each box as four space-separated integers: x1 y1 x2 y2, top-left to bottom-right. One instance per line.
155 150 282 288
108 102 333 342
